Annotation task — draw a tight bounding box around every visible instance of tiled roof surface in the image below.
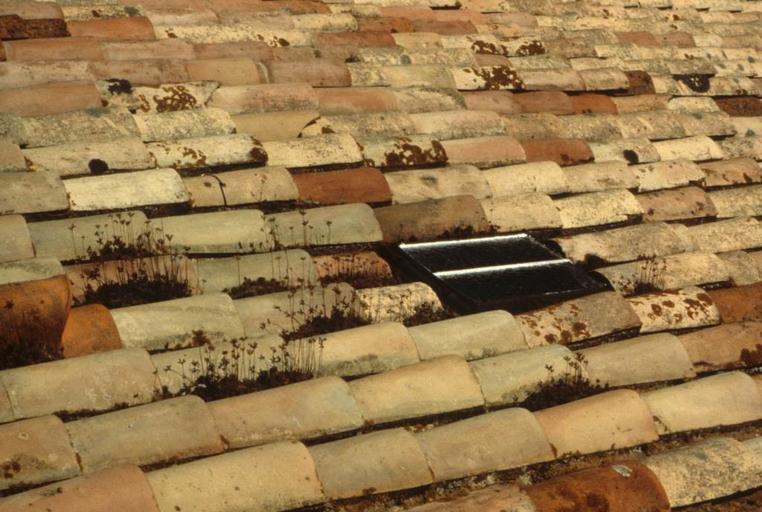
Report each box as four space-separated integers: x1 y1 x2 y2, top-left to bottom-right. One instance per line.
0 0 761 510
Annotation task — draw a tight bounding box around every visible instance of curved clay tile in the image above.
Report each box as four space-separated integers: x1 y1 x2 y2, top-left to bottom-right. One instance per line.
0 274 71 366
525 462 670 512
61 304 123 358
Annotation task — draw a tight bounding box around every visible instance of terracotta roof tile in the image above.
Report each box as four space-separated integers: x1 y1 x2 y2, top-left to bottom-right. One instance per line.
0 415 79 491
67 17 156 41
0 14 67 40
315 86 397 114
294 166 391 205
0 465 160 511
482 192 561 232
209 83 319 114
267 203 382 247
520 137 593 166
679 321 762 371
441 134 526 168
526 462 670 512
1 0 762 505
517 290 641 346
645 437 762 508
416 408 553 480
60 304 122 358
707 281 762 323
470 344 578 405
64 168 188 211
642 371 762 434
360 135 447 169
534 390 658 456
233 110 320 141
66 395 223 472
209 376 362 448
147 442 324 512
0 1 63 21
375 195 490 242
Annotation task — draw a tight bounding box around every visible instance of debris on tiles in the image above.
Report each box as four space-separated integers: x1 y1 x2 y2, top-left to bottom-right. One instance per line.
1 0 762 509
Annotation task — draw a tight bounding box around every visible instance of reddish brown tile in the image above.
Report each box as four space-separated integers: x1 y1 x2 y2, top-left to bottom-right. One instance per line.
525 462 670 512
0 81 102 116
520 138 594 166
0 15 68 40
441 135 526 168
61 304 123 358
714 97 762 117
0 275 71 362
707 283 762 323
293 167 392 205
570 93 618 114
656 31 694 47
512 91 574 115
621 70 656 96
462 91 519 115
358 17 414 33
67 17 155 41
616 31 658 46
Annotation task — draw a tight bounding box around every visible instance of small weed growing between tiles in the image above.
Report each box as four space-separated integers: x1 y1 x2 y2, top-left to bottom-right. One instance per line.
163 330 323 401
519 353 607 411
631 257 667 295
73 213 193 308
0 303 63 370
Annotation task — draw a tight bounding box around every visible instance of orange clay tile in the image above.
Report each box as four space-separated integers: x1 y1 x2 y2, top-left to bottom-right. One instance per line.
0 275 72 356
570 93 618 115
0 81 102 117
714 97 762 117
357 17 414 33
511 91 574 115
615 31 658 46
520 138 594 166
293 167 392 205
462 91 519 115
0 15 68 40
622 70 656 96
441 135 526 168
67 17 156 41
707 282 762 323
61 304 123 358
525 462 670 512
